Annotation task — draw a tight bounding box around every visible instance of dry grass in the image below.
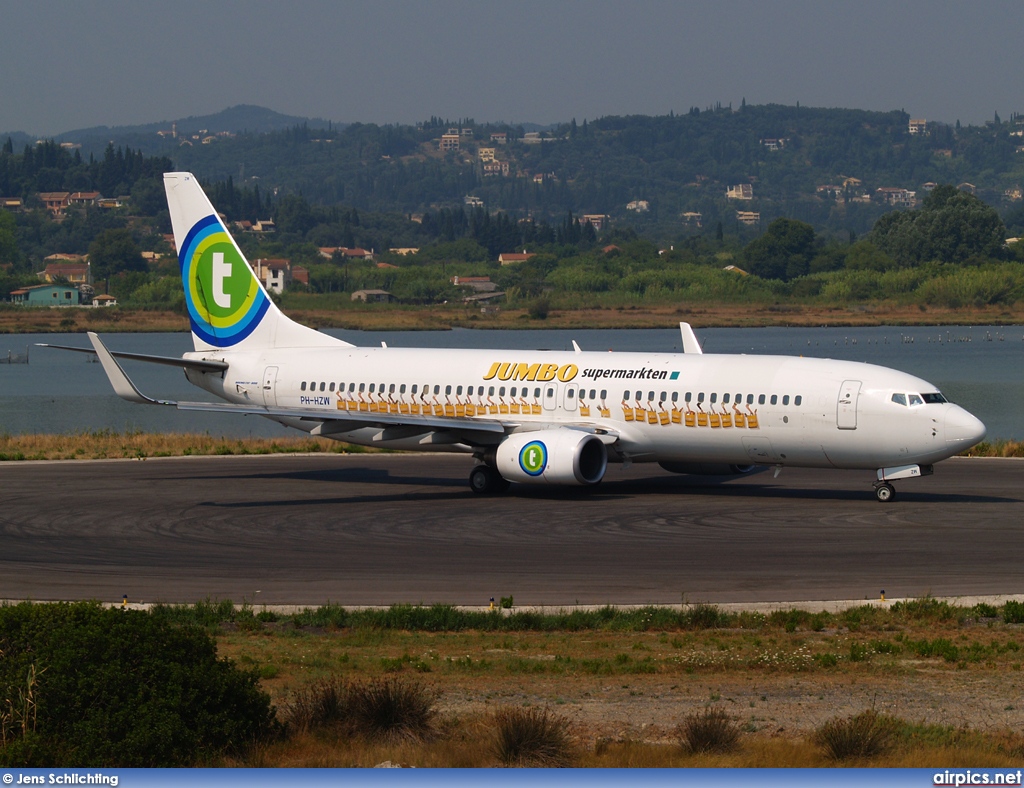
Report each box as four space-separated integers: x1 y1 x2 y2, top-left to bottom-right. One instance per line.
675 707 741 754
960 439 1024 458
491 707 575 767
0 431 377 461
207 602 1024 767
814 709 898 761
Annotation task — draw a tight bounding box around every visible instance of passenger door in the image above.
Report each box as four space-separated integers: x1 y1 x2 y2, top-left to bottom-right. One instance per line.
837 380 861 430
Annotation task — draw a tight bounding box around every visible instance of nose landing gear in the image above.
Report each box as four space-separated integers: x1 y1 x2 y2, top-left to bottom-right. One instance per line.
873 482 895 503
873 463 933 502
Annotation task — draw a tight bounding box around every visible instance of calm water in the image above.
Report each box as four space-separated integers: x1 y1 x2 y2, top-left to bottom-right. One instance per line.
2 325 1021 439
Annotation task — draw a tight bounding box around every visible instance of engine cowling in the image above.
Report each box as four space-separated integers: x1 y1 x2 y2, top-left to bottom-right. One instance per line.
495 429 608 485
659 461 758 476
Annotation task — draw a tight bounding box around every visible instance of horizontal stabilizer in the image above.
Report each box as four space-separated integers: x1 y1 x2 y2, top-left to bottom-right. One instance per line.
37 342 229 373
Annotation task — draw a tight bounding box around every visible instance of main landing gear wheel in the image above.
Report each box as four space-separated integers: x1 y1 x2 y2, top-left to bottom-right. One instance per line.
469 465 510 495
874 482 895 503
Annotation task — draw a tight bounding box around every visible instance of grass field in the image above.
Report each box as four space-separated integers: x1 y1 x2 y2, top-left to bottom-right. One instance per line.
171 600 1024 767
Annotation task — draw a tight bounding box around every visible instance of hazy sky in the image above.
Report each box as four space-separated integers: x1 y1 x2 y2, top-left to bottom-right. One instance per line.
2 0 1021 135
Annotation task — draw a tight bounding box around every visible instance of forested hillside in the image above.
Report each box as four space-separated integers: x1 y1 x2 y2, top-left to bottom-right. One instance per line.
3 103 1024 319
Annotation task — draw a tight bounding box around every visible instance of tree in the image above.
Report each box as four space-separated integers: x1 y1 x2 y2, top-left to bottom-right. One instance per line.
0 211 18 265
870 184 1006 266
743 218 817 280
88 228 146 280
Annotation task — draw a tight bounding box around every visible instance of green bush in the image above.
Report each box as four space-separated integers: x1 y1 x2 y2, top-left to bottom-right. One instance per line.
1003 601 1024 624
0 602 275 767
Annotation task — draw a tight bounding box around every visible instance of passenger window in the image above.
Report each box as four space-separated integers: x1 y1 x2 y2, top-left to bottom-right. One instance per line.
349 383 355 392
369 384 375 393
547 387 554 397
671 392 678 402
567 389 575 398
534 388 541 398
747 394 754 405
318 382 324 392
411 384 418 394
710 393 717 404
301 382 307 391
445 385 452 395
770 395 778 405
758 394 766 405
794 395 802 406
648 391 655 401
697 392 705 403
600 390 607 399
359 383 365 392
783 395 790 406
400 384 406 394
389 384 395 394
723 393 730 404
499 387 506 396
623 390 630 400
433 385 440 395
659 391 666 402
735 393 742 403
488 386 495 396
329 382 335 392
685 392 692 403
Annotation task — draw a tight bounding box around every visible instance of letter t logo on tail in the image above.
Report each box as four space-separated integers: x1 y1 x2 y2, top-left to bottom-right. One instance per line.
213 252 231 308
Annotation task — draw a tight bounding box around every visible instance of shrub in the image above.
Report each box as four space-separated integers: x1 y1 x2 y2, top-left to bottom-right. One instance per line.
492 706 573 767
528 298 550 319
280 679 347 734
675 707 741 754
0 602 275 767
684 604 722 630
814 709 898 760
346 677 436 742
1003 601 1024 624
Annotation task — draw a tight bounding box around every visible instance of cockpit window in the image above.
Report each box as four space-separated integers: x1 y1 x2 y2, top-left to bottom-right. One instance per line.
891 393 907 406
908 394 924 406
922 392 947 404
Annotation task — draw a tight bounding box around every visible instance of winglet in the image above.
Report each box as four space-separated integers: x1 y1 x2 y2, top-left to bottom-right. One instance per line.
87 332 176 406
679 322 703 354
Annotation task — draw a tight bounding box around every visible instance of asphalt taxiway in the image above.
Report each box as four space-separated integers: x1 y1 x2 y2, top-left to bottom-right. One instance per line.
1 454 1020 606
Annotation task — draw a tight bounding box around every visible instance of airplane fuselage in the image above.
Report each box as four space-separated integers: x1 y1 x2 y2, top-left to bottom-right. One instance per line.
183 345 981 472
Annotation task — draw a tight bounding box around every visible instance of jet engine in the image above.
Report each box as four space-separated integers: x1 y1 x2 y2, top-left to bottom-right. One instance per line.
495 429 608 485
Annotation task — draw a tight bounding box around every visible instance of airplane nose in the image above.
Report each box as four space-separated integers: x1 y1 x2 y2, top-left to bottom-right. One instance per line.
945 405 986 447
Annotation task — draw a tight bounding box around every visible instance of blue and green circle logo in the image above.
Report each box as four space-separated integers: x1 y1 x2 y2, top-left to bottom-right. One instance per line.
519 440 547 476
178 215 269 347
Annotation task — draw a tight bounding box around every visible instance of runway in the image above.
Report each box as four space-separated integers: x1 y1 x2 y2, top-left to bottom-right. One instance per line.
1 454 1021 606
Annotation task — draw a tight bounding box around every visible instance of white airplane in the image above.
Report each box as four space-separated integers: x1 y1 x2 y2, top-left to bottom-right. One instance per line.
45 172 987 502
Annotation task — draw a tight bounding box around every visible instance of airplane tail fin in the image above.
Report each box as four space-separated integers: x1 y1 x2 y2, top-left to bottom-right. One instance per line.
164 172 349 352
